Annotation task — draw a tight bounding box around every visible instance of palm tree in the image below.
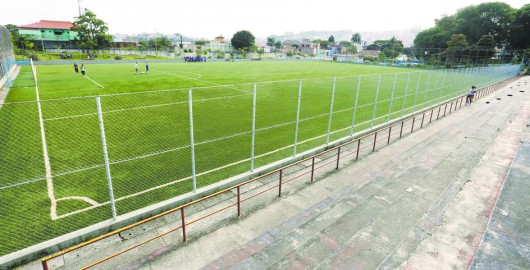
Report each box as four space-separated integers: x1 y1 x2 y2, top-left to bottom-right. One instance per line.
351 33 361 44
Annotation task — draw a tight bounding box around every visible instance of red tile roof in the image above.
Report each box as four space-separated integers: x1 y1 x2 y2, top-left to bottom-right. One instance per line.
18 20 73 30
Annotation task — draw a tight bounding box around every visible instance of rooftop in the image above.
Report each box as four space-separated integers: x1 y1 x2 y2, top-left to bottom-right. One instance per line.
18 20 73 30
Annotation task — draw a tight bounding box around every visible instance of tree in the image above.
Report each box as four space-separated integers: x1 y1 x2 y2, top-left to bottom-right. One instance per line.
351 33 361 44
510 4 530 49
313 39 329 48
149 36 172 50
328 35 335 44
138 40 148 51
73 9 113 49
442 34 469 65
5 24 34 52
339 41 357 54
446 34 468 48
414 2 518 49
231 30 255 51
274 40 283 49
454 2 514 46
472 34 496 62
267 37 275 47
366 37 404 58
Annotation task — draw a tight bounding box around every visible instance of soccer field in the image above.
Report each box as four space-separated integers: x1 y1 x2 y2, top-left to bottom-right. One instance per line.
0 60 518 256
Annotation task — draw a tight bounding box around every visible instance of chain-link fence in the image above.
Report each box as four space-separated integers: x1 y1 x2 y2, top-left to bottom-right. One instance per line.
0 24 16 90
354 48 525 69
0 62 521 257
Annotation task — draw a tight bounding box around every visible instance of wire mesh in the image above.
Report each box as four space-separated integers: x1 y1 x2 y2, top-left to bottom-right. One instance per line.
0 63 522 257
0 25 15 89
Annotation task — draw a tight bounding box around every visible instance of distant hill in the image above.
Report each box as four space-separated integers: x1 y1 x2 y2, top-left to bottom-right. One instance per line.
268 28 422 47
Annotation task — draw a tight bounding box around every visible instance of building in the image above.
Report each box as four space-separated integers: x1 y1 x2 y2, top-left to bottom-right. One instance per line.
214 35 225 43
299 38 318 55
17 20 79 49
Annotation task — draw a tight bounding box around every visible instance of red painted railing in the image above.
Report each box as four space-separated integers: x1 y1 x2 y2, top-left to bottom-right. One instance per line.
41 76 520 270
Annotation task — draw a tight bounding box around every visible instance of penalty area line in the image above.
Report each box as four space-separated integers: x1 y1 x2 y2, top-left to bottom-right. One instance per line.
84 75 105 88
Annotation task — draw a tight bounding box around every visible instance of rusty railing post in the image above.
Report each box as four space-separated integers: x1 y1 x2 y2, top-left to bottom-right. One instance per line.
310 157 315 182
181 208 186 242
429 109 434 123
279 169 283 197
387 126 392 145
237 186 241 217
336 147 341 170
356 139 361 160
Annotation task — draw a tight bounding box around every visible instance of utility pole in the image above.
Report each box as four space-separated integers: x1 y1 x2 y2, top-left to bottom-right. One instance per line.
78 0 84 16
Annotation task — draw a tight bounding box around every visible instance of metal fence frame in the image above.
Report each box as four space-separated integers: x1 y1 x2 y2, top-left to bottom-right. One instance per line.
0 62 522 267
39 75 522 270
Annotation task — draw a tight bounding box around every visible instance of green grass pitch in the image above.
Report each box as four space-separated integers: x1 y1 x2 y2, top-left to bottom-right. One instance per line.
0 60 482 255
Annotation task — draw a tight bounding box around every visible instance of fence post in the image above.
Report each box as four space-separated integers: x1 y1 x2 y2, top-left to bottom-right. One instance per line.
250 83 257 171
387 73 397 123
350 76 362 137
188 88 197 193
411 73 422 114
438 69 448 105
293 80 302 156
371 75 381 128
421 72 432 111
96 96 117 219
430 69 441 107
401 73 411 117
326 78 337 145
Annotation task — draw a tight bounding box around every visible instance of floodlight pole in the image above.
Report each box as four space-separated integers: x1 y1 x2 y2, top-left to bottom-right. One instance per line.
96 96 117 220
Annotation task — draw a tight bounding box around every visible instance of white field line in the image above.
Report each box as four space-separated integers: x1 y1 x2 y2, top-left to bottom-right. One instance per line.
53 116 370 219
34 65 58 220
49 70 441 219
57 196 99 205
155 70 252 94
84 75 105 88
33 65 99 220
48 87 102 94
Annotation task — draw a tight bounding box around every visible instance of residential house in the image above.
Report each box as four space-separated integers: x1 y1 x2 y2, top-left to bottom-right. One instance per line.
17 20 79 49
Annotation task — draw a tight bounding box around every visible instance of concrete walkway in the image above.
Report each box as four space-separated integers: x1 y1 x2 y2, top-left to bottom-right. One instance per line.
16 77 530 270
115 77 530 270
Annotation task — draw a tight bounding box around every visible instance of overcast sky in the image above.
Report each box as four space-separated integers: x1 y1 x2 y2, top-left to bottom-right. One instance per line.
2 0 528 39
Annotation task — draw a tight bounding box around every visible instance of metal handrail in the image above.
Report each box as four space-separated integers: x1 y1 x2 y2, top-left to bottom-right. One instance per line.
41 76 520 270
